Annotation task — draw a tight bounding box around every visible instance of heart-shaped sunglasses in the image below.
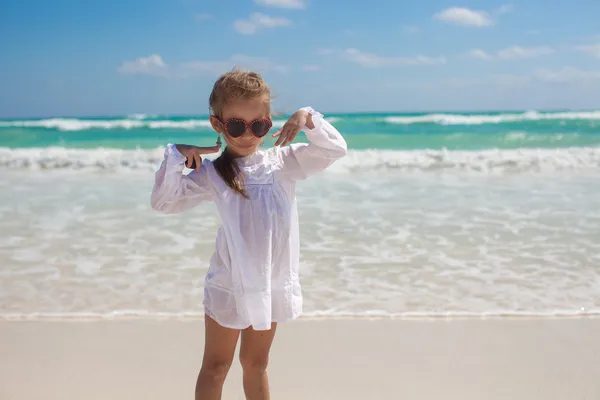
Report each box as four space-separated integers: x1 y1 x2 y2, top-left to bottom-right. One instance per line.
213 116 272 138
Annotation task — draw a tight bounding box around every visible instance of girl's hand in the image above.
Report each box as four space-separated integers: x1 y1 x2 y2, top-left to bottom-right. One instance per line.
175 143 221 171
273 109 314 147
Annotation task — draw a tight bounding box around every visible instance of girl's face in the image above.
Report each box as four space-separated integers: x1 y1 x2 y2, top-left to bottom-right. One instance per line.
210 97 271 158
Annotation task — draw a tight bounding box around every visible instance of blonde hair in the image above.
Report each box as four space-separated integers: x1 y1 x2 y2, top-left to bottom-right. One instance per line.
209 69 271 198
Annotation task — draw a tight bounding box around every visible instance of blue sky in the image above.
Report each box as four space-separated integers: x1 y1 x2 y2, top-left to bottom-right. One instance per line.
1 0 600 117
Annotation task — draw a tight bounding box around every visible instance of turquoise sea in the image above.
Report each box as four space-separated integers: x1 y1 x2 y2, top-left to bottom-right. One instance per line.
1 110 600 152
1 110 599 320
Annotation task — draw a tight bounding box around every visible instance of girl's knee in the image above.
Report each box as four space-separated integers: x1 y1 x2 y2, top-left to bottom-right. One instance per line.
200 359 232 383
239 353 269 373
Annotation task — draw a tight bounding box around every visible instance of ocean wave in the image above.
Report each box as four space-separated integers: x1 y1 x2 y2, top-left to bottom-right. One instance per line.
504 131 581 142
338 147 600 173
0 117 341 132
0 118 214 131
1 146 599 173
0 111 598 132
0 146 166 170
383 110 600 125
0 308 597 321
127 113 150 120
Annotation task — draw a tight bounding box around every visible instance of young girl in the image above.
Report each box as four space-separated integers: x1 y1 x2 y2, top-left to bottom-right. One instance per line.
150 70 347 400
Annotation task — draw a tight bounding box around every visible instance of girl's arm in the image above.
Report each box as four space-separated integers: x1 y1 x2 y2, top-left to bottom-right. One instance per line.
151 143 214 213
277 107 347 180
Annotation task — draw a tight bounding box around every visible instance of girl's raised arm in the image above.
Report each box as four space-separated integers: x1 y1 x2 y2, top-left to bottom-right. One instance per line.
276 107 347 180
151 143 216 213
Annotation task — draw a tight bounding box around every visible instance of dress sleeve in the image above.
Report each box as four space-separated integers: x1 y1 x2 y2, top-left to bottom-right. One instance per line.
277 107 347 180
150 143 213 213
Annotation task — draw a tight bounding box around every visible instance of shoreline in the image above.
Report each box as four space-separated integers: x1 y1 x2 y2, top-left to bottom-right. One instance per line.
1 312 599 322
2 317 600 399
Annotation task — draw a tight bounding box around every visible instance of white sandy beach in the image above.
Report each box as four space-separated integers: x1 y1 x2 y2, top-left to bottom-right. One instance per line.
1 317 599 400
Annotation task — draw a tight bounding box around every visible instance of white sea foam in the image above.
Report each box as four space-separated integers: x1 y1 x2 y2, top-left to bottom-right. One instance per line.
335 147 600 173
504 132 581 142
0 117 331 131
384 110 600 125
0 118 213 131
266 117 338 129
1 308 598 321
505 132 528 140
2 146 599 173
127 113 149 120
1 166 599 320
2 110 598 132
0 146 167 170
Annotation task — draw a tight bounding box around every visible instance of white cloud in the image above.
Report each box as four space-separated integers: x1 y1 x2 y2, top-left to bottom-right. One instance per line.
468 49 492 60
234 12 292 35
448 67 600 86
318 48 333 55
118 54 287 78
433 7 494 27
468 45 554 60
495 4 514 14
349 67 600 91
575 43 600 58
117 54 169 77
342 48 446 68
194 13 214 21
533 67 600 83
255 0 306 9
403 26 421 34
526 29 541 35
302 65 320 71
497 45 555 59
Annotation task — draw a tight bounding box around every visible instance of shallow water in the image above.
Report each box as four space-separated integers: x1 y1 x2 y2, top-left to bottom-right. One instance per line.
1 163 599 319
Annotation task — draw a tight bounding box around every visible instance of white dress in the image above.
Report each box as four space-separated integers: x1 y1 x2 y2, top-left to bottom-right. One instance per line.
151 107 347 330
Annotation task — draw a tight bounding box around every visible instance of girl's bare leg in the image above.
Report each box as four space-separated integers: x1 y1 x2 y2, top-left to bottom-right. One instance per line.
195 315 240 400
239 322 277 400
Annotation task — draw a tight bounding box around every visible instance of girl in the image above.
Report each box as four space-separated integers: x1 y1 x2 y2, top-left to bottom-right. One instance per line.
151 70 347 400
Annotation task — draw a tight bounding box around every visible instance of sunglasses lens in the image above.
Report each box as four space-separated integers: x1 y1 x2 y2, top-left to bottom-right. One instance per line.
251 119 271 137
226 120 246 137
